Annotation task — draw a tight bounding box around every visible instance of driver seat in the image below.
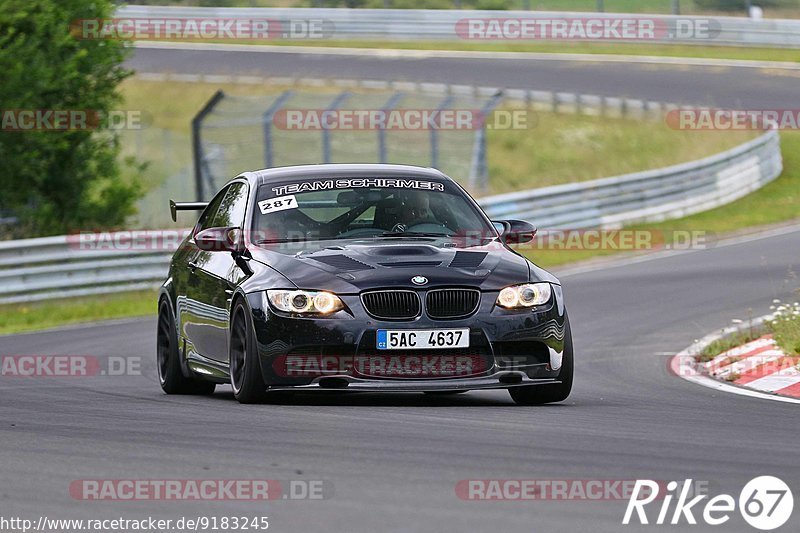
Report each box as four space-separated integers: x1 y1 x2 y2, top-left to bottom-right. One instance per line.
373 197 403 230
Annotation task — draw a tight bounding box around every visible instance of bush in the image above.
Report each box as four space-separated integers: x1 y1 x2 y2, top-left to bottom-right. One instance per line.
0 0 142 237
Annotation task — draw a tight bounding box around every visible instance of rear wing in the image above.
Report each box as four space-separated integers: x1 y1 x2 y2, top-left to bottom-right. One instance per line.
169 200 208 222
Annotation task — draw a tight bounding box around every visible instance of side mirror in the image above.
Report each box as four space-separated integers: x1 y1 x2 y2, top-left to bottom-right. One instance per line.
493 219 537 245
194 227 245 253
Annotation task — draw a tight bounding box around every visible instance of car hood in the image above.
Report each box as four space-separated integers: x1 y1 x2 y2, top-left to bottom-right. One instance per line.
246 237 558 294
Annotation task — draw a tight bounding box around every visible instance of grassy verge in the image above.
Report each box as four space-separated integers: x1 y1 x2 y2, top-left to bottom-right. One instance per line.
525 131 800 268
0 291 157 336
695 301 800 362
697 327 765 362
768 301 800 355
173 39 800 64
487 110 752 192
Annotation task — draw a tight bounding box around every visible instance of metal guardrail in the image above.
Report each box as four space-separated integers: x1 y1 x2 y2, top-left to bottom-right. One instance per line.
0 130 782 304
0 233 178 304
117 6 800 48
480 129 782 228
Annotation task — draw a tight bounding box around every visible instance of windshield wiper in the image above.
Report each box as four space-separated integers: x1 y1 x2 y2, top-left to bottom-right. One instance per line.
255 237 308 244
379 231 450 238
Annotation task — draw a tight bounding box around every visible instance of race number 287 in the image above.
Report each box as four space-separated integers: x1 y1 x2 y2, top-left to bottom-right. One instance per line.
258 195 297 215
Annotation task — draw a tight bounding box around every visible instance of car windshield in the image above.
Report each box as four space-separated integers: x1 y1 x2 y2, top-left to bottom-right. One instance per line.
251 177 494 243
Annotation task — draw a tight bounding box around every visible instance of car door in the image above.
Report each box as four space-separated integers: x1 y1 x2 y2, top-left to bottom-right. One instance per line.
182 182 250 363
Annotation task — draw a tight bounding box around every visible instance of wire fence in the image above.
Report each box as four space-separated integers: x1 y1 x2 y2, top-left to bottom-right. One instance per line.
192 87 503 200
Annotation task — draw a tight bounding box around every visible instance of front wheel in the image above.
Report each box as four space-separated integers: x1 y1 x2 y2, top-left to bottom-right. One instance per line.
509 314 573 405
156 299 215 395
230 301 268 404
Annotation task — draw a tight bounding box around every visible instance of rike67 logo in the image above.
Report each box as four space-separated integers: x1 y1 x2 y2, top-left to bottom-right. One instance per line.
623 476 794 530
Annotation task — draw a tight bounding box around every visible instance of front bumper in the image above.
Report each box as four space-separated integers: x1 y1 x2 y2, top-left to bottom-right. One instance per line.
269 372 562 392
245 286 567 389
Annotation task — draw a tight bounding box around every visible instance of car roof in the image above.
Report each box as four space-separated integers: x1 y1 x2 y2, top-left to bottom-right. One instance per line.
237 164 452 188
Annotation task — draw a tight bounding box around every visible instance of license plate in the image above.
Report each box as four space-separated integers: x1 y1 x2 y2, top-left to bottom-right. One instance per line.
376 329 470 350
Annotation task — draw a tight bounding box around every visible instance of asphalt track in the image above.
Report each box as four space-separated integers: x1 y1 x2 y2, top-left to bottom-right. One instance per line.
2 225 800 532
129 43 800 108
2 45 799 533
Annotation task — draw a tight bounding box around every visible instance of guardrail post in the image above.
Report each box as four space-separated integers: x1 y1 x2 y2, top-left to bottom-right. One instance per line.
322 91 351 164
191 90 225 201
378 92 404 164
262 90 294 169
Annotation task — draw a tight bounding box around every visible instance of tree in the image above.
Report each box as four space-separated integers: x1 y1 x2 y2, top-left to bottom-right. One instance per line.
0 0 141 237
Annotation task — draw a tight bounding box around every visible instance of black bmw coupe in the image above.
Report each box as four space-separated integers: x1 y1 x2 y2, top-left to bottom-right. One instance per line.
158 164 573 404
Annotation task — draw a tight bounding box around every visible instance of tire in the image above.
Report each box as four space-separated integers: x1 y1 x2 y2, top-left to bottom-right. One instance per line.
157 299 216 395
230 300 269 404
509 314 574 406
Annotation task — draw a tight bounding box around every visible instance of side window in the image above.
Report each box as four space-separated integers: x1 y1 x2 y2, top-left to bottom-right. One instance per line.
194 186 230 235
210 182 249 229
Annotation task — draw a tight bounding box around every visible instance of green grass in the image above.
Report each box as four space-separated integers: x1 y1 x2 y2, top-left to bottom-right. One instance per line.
695 300 800 361
0 291 157 336
697 328 766 362
487 110 752 193
230 39 800 63
524 131 800 268
768 301 800 355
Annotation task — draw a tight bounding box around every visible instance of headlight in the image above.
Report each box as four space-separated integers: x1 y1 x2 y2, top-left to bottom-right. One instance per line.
267 290 344 315
496 283 552 309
